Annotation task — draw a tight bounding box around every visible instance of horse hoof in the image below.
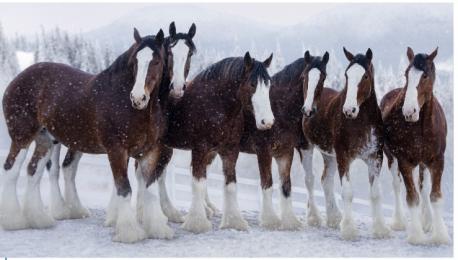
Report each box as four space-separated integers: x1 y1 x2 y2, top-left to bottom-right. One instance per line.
23 209 55 229
146 223 174 240
113 225 146 243
220 214 249 231
279 214 303 231
259 212 281 230
430 232 451 245
182 214 212 234
340 218 359 240
204 205 215 219
307 212 322 227
51 204 71 220
390 219 406 231
0 212 29 230
327 212 342 229
407 234 427 245
67 206 90 219
373 221 391 239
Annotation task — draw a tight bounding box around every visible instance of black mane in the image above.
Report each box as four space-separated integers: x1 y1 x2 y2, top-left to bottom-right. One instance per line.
272 58 305 84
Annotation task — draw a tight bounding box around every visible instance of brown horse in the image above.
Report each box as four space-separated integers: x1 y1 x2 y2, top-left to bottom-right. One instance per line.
302 48 391 240
1 28 170 243
147 52 274 233
43 22 197 225
381 47 449 245
230 51 329 230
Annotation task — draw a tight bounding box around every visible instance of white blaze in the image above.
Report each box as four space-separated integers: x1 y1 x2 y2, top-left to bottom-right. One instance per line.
131 47 153 109
343 65 365 114
252 78 274 129
402 68 423 121
170 40 189 98
302 68 321 113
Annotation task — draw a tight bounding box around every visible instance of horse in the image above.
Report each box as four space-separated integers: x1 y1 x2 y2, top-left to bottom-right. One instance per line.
43 22 197 225
302 48 391 240
380 47 450 245
146 52 275 233
1 28 173 243
219 51 329 230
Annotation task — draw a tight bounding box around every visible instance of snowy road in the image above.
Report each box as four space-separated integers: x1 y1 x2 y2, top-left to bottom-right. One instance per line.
0 208 453 257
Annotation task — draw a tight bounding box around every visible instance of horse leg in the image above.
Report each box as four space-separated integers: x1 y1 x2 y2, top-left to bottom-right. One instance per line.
398 159 426 244
23 131 55 228
203 152 218 218
275 150 302 230
219 149 248 230
388 157 406 230
302 147 322 227
428 157 450 244
139 146 174 239
107 148 145 243
257 147 280 229
321 154 342 228
156 147 184 223
47 142 71 220
418 164 432 232
62 149 89 218
337 155 358 240
181 149 212 233
104 183 118 227
0 142 30 230
365 156 391 238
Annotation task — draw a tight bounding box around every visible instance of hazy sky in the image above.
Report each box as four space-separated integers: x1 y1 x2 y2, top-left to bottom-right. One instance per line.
0 3 333 36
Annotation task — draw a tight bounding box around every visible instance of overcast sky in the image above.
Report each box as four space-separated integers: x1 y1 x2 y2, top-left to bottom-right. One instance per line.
0 3 334 36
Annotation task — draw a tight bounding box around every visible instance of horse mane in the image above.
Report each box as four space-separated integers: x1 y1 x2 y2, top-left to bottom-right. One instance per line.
272 58 305 84
196 57 270 83
103 45 135 74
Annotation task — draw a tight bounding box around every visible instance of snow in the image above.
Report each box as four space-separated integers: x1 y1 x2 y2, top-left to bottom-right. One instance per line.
0 150 453 257
15 51 34 71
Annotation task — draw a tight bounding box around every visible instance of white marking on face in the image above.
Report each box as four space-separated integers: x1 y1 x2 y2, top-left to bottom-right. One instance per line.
130 47 153 110
302 68 321 117
170 40 189 98
252 78 274 130
343 65 365 118
402 67 423 122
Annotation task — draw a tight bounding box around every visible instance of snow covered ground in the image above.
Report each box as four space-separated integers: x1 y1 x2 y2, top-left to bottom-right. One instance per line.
0 149 453 257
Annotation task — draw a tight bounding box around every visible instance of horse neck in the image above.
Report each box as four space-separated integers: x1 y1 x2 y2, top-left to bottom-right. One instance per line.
102 47 136 93
419 91 436 128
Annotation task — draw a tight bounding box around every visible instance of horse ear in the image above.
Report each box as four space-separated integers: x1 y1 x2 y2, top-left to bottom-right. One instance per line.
428 47 438 61
322 51 329 65
169 21 176 38
155 29 164 46
304 50 311 64
244 51 253 70
407 47 414 63
366 48 373 61
343 47 354 62
263 53 273 68
133 27 142 44
188 23 196 39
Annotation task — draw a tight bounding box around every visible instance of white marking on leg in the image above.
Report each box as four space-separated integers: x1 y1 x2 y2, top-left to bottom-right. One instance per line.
302 148 322 227
368 169 391 238
135 165 146 224
113 193 146 243
252 79 274 130
130 47 153 110
259 187 280 229
142 181 174 239
402 68 423 122
430 198 450 244
340 176 359 240
389 158 406 230
220 182 248 230
343 65 365 118
0 148 29 230
158 173 184 223
182 177 212 233
23 149 55 228
48 144 70 220
302 68 321 115
407 204 427 244
169 40 190 98
63 152 89 219
276 156 302 230
104 184 118 227
321 155 341 228
419 168 433 232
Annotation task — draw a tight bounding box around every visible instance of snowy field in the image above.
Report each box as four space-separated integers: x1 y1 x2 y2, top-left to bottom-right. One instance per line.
0 149 453 257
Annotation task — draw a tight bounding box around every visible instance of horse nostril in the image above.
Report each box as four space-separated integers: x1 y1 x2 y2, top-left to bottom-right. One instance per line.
413 108 417 113
261 119 265 125
352 107 356 113
169 83 174 90
183 84 187 91
142 95 146 101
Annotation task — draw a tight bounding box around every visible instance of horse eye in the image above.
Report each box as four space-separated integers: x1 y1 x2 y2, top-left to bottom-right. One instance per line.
364 75 369 79
423 74 428 79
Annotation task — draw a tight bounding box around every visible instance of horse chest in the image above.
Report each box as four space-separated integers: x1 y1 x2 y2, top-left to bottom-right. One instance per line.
357 127 379 159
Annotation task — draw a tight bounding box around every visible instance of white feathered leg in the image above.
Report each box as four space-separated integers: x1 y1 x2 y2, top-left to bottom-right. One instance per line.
48 143 71 220
367 159 391 239
0 148 29 230
340 176 358 240
419 168 433 232
321 155 342 228
302 148 322 227
406 204 427 244
63 151 89 219
220 182 248 230
182 177 212 233
113 194 146 243
430 199 450 244
389 158 406 230
104 185 118 227
259 187 281 229
142 180 174 239
158 173 184 223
